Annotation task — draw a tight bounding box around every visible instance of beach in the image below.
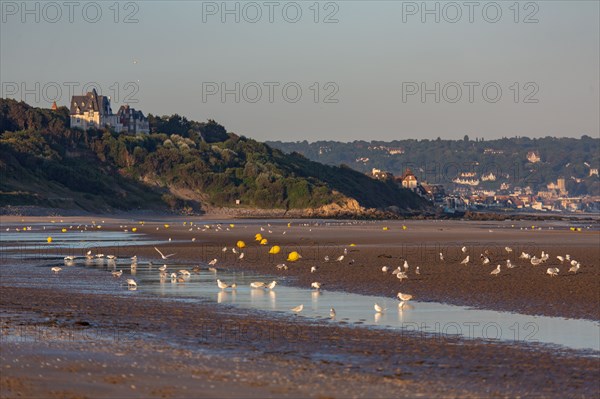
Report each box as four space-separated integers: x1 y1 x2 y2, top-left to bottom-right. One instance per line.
1 216 599 398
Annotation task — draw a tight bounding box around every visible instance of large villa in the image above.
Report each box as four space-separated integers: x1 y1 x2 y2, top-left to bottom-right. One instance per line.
69 89 149 134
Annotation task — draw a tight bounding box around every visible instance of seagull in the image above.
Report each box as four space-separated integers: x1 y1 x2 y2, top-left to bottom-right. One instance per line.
310 266 317 273
208 258 218 266
570 259 578 266
126 279 137 288
266 281 277 289
461 246 467 253
460 256 470 265
490 265 501 276
107 255 116 260
381 266 389 273
238 252 245 260
415 267 420 275
505 247 513 253
506 260 514 268
222 247 227 252
403 260 409 270
178 270 191 277
519 252 530 259
51 267 62 273
374 303 385 313
154 247 175 260
439 253 444 261
64 256 75 261
276 263 288 270
324 256 330 262
232 248 238 254
546 267 559 277
569 263 580 273
556 256 564 263
482 256 490 265
217 279 232 289
112 270 123 277
397 292 413 301
311 282 321 290
291 304 304 313
250 282 266 288
336 255 344 262
330 307 336 318
130 255 137 262
158 265 167 272
396 271 408 281
531 257 543 266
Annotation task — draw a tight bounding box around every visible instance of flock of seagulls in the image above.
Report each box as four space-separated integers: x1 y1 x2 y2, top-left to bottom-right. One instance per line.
39 220 591 322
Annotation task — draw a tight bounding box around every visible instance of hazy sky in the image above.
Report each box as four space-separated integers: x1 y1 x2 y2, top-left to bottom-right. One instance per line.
2 1 598 142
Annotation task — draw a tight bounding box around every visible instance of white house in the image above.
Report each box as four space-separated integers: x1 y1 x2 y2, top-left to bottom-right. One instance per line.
70 89 148 133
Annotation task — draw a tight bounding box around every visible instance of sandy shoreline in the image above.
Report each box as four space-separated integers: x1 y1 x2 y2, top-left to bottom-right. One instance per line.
1 217 599 397
7 216 596 319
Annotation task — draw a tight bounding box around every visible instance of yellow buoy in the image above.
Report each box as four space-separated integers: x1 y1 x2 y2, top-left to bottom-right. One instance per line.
47 236 52 243
237 240 246 249
230 223 235 228
383 227 389 231
260 238 268 245
269 245 281 254
255 233 263 241
287 223 291 228
132 227 137 232
287 251 301 262
61 228 67 233
349 243 356 247
164 224 170 228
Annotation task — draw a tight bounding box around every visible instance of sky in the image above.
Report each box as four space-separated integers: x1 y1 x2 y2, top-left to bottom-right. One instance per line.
1 0 599 142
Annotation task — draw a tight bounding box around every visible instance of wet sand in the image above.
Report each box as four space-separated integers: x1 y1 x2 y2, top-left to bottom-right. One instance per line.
1 216 599 397
39 217 596 320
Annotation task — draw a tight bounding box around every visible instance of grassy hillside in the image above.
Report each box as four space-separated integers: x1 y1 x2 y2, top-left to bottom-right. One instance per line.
0 98 426 214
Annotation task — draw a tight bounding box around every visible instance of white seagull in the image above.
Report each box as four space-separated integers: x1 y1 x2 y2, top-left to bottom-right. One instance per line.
374 303 385 313
311 282 321 290
569 263 580 273
51 267 62 273
460 256 470 265
546 267 559 277
291 304 304 313
154 247 175 260
397 292 413 301
490 265 501 276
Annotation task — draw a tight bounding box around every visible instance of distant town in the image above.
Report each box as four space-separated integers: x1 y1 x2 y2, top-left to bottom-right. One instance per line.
371 162 599 214
268 141 600 215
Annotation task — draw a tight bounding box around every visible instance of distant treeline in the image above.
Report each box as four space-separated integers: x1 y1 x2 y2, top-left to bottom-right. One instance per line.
267 136 600 196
